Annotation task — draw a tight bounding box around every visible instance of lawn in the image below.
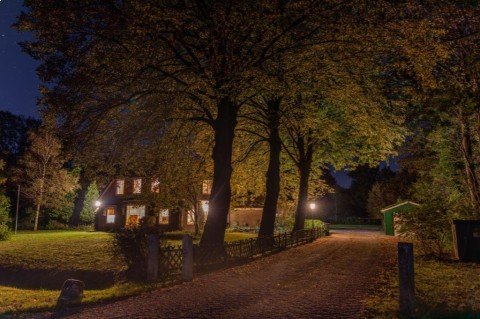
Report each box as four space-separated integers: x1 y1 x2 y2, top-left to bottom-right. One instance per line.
0 231 116 272
0 230 256 315
365 256 480 318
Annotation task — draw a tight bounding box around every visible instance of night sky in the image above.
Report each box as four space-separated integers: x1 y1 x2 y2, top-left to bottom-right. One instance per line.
0 0 39 118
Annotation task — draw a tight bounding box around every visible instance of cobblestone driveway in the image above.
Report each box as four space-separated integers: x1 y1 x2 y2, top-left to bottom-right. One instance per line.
66 230 397 319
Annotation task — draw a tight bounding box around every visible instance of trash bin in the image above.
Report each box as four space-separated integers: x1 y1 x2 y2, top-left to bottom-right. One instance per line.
452 220 480 262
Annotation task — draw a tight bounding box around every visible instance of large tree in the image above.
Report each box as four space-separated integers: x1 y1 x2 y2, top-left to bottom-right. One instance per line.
16 126 77 230
19 0 453 242
18 0 381 245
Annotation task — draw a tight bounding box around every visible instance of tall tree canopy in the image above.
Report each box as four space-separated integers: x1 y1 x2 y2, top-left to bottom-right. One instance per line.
19 0 453 243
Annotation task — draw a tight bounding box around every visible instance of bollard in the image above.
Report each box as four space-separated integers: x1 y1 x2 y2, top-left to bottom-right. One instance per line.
182 234 194 282
398 242 415 317
147 234 159 282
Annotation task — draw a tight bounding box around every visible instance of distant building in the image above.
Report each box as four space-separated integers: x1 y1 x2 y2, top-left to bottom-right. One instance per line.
95 178 211 232
95 178 263 232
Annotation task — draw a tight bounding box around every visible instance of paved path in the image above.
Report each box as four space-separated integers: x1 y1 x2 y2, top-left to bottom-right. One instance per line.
66 230 397 319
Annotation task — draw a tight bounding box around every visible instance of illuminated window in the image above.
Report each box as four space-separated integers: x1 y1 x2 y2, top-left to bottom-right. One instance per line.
159 209 169 225
151 178 160 193
187 210 195 225
201 201 209 215
116 180 125 195
126 205 146 226
133 178 142 194
106 207 115 224
202 180 212 195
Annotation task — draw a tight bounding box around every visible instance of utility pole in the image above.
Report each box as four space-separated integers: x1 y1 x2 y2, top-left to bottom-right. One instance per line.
334 188 338 222
15 185 20 235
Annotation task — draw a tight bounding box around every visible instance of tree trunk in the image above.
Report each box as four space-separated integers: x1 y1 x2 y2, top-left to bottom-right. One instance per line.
459 112 480 216
71 172 90 227
34 166 46 231
34 203 41 231
293 162 311 231
193 199 200 237
200 97 237 248
259 97 282 237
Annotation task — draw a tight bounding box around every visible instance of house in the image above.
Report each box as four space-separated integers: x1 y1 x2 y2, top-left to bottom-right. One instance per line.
95 178 212 231
230 208 263 228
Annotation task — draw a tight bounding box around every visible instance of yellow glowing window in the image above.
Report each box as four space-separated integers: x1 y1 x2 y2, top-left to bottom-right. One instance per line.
202 180 212 195
116 180 125 195
151 178 160 193
106 208 115 224
133 178 142 194
159 209 169 225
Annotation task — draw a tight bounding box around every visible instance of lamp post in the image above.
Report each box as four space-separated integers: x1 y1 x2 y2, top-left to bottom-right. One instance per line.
309 201 316 228
15 185 20 235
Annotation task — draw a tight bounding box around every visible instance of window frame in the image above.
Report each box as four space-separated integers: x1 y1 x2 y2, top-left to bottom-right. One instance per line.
159 209 169 225
115 179 125 196
133 178 142 194
202 180 212 195
151 178 160 193
106 207 116 224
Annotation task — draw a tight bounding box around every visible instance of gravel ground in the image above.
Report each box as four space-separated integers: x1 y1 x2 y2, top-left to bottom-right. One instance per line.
60 230 397 319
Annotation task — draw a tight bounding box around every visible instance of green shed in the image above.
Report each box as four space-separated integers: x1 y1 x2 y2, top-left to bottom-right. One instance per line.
381 201 420 236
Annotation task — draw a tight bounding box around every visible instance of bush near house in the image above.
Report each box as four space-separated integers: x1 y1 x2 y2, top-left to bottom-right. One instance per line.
112 222 161 281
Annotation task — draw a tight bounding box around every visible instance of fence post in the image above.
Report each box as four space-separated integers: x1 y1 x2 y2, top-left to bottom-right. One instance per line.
147 234 159 282
398 242 415 317
182 234 194 282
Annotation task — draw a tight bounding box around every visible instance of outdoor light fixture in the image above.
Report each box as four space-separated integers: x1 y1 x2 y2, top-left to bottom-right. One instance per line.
309 201 317 228
95 200 102 208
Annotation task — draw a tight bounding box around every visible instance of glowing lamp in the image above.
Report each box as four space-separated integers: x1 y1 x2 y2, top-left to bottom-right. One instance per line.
95 200 102 208
309 202 316 210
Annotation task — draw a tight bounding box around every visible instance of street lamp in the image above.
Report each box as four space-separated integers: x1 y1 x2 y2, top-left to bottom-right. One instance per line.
309 201 317 228
95 200 102 208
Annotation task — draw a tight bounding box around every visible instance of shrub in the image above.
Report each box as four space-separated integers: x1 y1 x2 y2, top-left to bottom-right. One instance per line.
112 219 163 280
81 182 99 224
396 175 469 257
0 194 10 225
0 224 11 241
44 220 71 230
304 219 328 234
397 205 452 257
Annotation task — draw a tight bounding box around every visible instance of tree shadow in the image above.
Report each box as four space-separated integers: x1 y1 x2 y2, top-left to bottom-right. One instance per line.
0 266 118 290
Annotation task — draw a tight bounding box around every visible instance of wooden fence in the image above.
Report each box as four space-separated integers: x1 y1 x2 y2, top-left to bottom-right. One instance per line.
148 227 327 282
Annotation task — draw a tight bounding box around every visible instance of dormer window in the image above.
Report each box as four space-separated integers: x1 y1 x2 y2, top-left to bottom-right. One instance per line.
116 180 125 195
151 178 160 193
133 178 142 194
202 180 212 195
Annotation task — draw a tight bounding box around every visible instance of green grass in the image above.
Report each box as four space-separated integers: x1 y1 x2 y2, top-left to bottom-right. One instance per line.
0 230 257 315
0 230 118 272
0 282 161 315
364 256 480 318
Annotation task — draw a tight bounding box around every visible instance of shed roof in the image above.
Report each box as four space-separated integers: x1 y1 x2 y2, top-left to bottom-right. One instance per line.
381 201 420 214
